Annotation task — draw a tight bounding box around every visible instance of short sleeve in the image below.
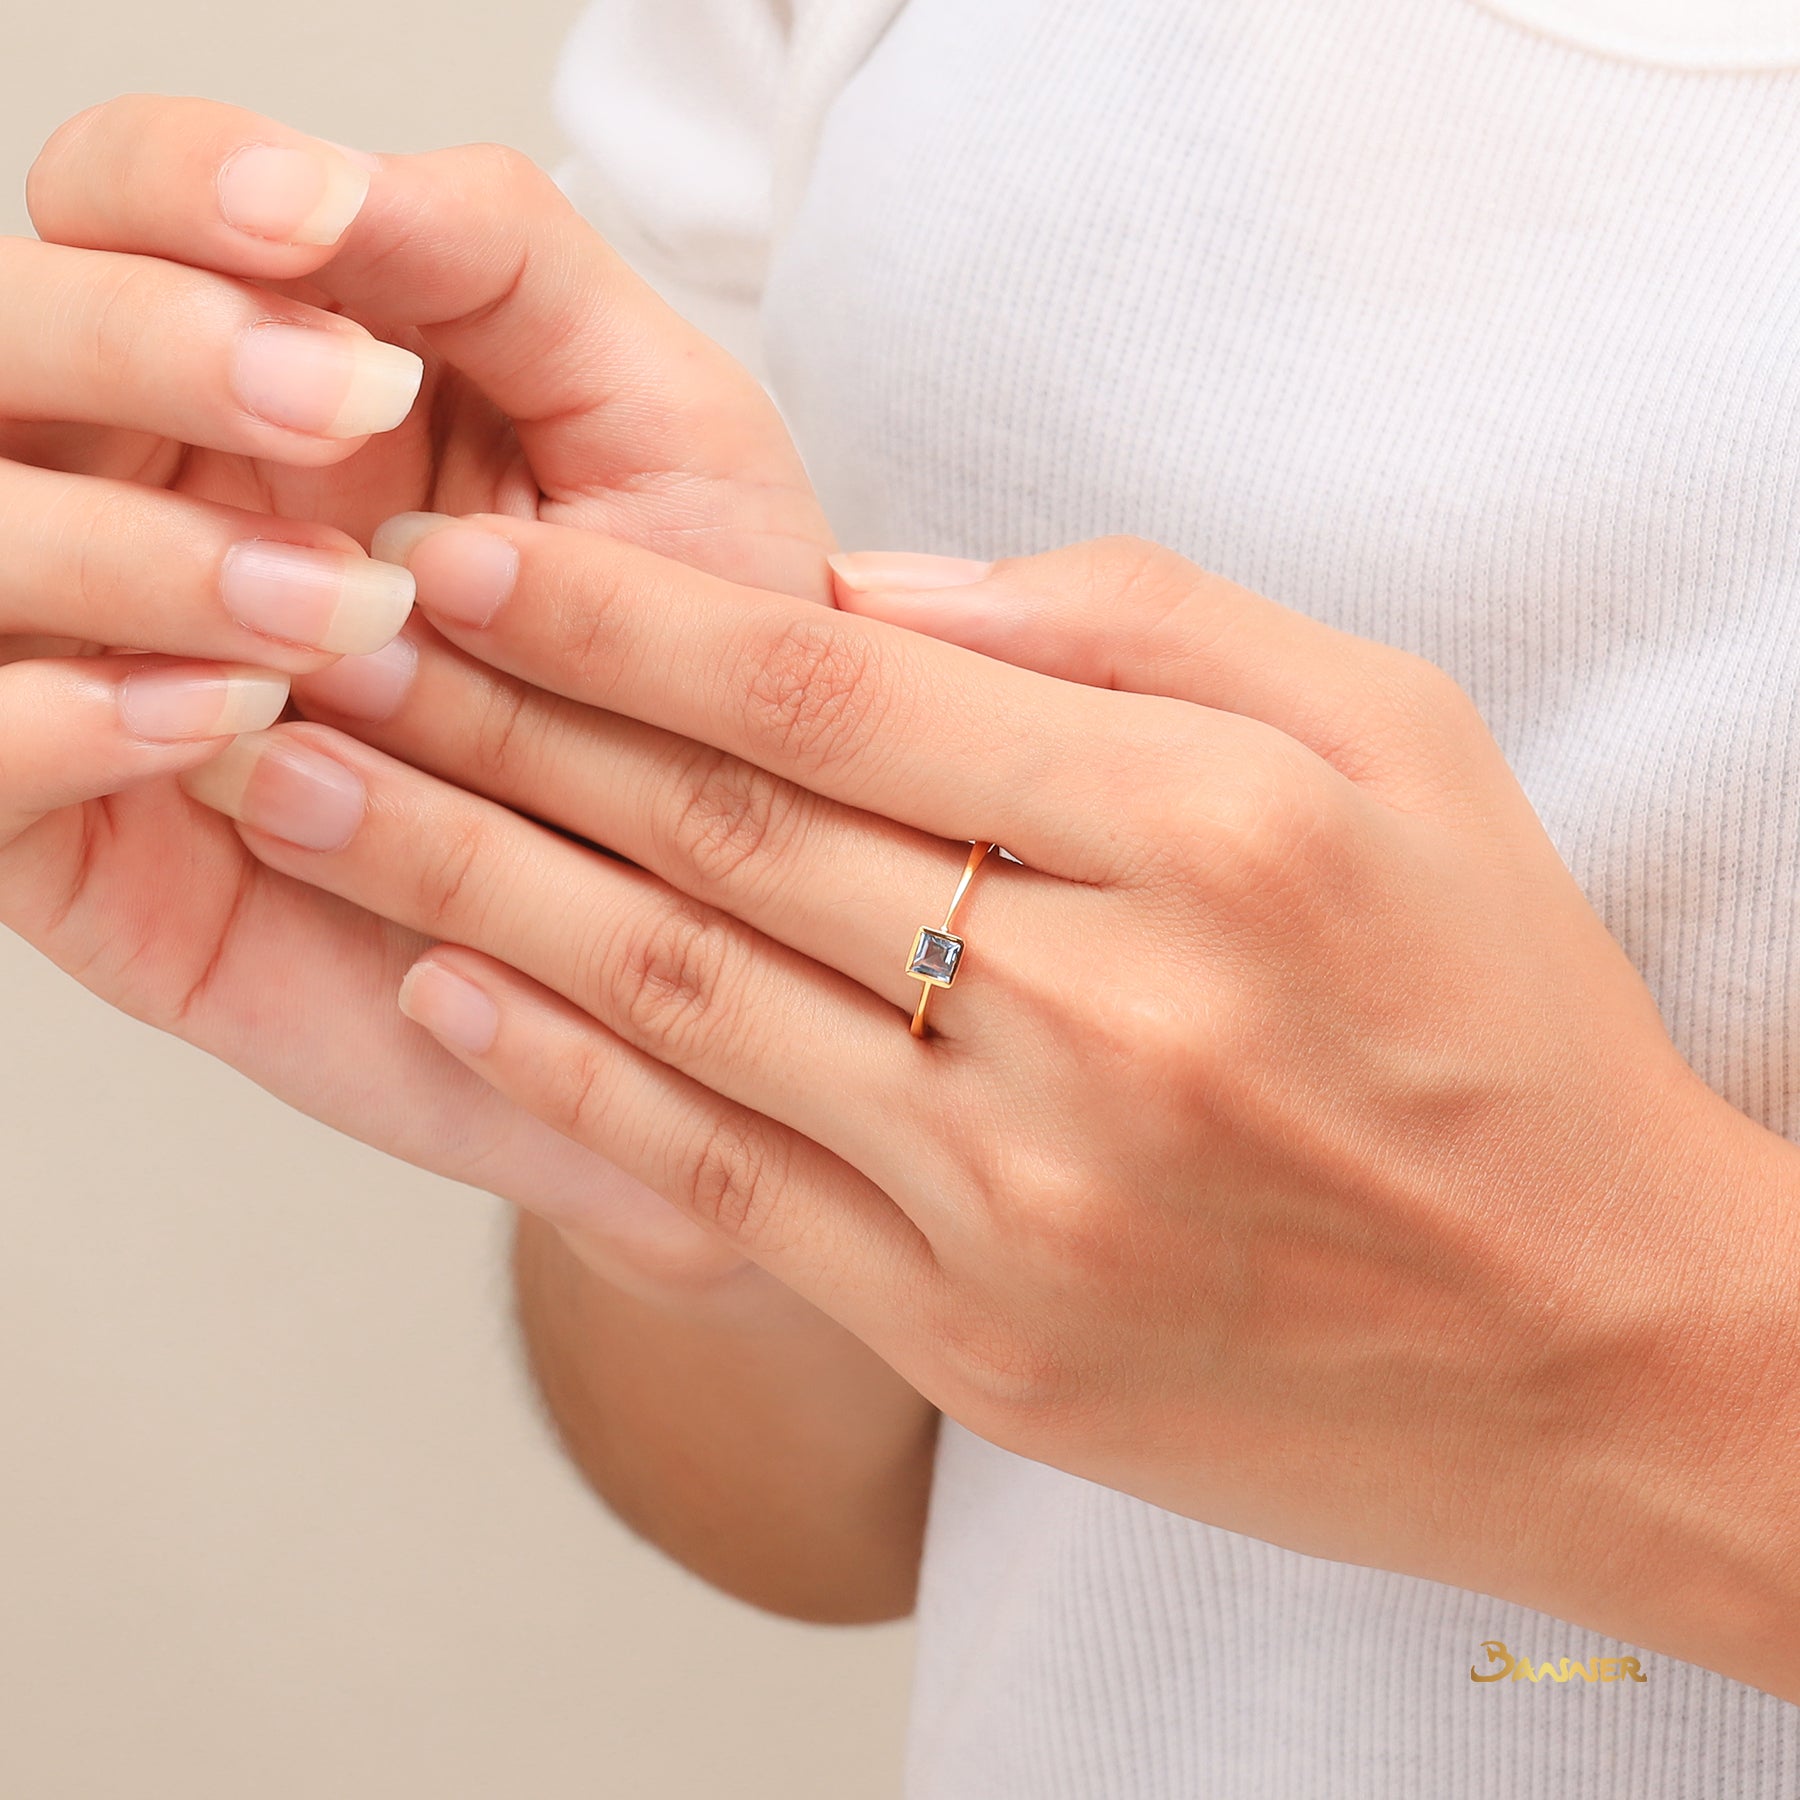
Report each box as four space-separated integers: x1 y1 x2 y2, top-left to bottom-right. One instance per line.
551 0 904 371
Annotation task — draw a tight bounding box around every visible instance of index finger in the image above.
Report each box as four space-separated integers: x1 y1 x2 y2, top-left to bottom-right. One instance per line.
378 512 1196 883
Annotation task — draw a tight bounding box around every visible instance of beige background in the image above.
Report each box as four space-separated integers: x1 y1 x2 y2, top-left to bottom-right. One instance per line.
0 4 914 1795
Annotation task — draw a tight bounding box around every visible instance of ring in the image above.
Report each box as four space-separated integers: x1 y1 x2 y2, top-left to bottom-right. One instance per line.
906 841 998 1038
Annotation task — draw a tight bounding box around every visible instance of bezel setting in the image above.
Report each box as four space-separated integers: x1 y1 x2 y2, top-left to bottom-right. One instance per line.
907 926 965 987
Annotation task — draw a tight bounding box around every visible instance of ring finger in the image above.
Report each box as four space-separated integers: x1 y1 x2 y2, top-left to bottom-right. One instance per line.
0 460 417 666
178 722 950 1189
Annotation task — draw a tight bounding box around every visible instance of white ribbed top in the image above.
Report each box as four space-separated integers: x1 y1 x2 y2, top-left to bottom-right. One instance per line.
555 0 1800 1791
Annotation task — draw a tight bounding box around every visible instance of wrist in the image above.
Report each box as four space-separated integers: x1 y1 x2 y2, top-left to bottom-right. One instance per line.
1520 1072 1800 1696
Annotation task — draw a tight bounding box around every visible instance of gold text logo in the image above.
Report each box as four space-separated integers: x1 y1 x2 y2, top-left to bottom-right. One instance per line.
1471 1640 1647 1684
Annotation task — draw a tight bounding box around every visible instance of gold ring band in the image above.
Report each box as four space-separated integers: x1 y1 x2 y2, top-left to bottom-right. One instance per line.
906 841 997 1038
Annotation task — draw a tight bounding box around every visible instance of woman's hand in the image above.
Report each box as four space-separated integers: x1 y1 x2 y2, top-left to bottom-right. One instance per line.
185 515 1800 1687
4 97 831 1280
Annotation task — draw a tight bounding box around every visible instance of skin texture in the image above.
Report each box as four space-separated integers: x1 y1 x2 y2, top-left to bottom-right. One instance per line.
512 1210 936 1623
4 97 934 1621
191 516 1800 1702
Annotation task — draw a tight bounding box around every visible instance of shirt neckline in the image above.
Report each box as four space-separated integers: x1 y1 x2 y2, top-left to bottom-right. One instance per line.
1468 0 1800 71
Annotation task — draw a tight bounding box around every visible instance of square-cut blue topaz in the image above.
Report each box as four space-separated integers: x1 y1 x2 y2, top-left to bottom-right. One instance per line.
908 928 964 986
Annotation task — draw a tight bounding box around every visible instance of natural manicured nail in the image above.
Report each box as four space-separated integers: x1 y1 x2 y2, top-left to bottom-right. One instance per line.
216 143 371 247
221 541 415 655
373 514 518 628
369 511 455 566
293 634 418 721
321 141 384 175
119 667 290 742
233 324 423 439
179 731 366 852
399 960 499 1056
829 552 993 594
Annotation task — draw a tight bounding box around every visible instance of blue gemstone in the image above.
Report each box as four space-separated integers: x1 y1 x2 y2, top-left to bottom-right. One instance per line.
909 928 964 985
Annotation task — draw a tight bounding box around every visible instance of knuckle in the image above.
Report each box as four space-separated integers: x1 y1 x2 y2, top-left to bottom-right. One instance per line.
411 813 489 932
924 1145 1109 1419
537 1034 617 1147
557 569 633 691
1372 644 1483 740
401 143 565 335
459 140 551 200
1086 978 1209 1095
661 746 796 893
1314 646 1499 808
1007 1149 1118 1274
1174 746 1342 900
1089 532 1187 583
468 680 539 784
83 259 162 385
742 615 888 778
64 482 139 622
30 799 107 945
603 902 730 1062
25 102 107 225
1080 534 1196 615
682 1111 783 1245
936 1300 1079 1421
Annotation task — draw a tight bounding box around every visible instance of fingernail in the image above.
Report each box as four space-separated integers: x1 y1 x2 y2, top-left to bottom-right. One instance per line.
217 143 371 247
233 324 424 439
293 634 418 721
369 511 455 566
321 141 384 175
221 541 415 654
374 515 518 629
399 960 499 1056
828 552 993 594
119 667 290 742
179 731 366 852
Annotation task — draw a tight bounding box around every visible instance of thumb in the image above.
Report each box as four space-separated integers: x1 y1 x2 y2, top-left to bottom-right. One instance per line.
329 145 836 599
31 96 833 597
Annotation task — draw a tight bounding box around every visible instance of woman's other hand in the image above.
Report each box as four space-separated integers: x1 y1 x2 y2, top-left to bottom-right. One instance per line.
2 97 830 1287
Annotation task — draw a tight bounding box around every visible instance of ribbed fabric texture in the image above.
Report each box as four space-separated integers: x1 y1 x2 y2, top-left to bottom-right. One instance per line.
749 0 1800 1793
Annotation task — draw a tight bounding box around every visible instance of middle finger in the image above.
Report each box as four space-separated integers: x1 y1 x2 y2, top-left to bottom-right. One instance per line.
0 237 422 464
0 458 416 664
